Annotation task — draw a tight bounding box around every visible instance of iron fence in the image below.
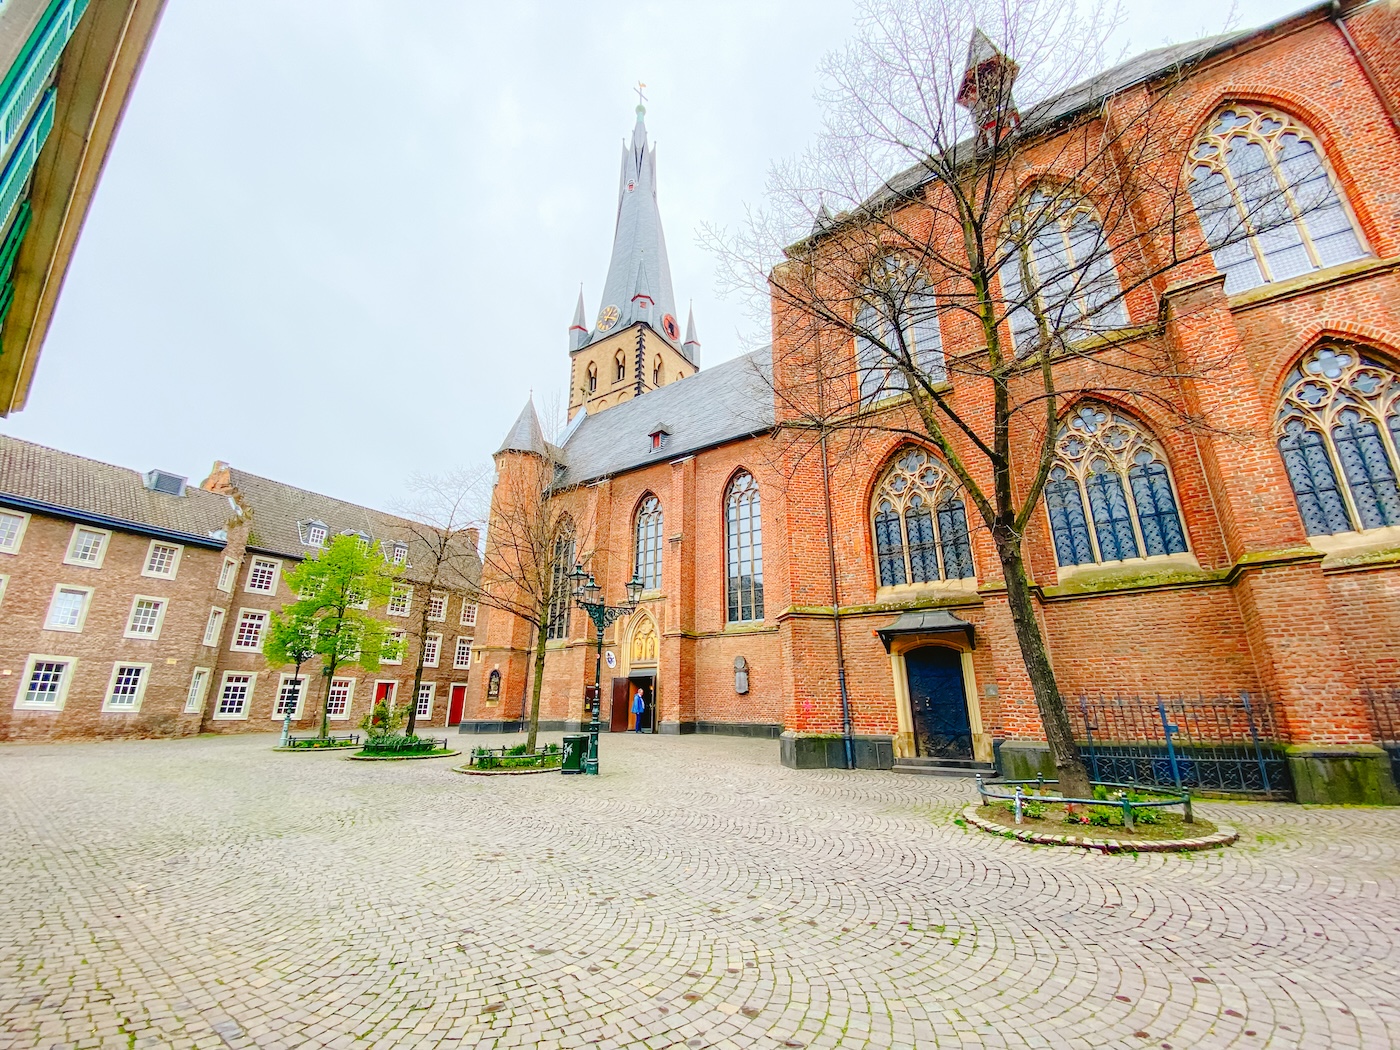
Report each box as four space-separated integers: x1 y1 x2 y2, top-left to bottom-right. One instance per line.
1363 687 1400 787
1071 693 1293 799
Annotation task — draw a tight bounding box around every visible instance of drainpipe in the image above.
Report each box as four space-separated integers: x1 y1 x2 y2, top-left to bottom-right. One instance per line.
1331 1 1400 135
819 428 856 770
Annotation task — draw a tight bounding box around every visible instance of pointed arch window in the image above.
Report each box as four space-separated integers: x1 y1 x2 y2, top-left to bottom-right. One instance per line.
634 495 663 590
653 356 664 387
871 448 975 587
854 258 946 405
586 362 598 394
614 352 626 383
546 524 574 641
1188 105 1365 294
1044 404 1189 567
1275 344 1400 536
725 472 764 622
997 188 1128 356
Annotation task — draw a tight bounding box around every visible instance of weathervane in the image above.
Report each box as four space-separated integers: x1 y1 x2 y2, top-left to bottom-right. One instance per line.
635 81 648 108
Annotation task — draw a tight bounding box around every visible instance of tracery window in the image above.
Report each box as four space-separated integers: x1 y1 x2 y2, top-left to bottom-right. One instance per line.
634 495 663 590
614 352 626 383
1275 344 1400 536
653 356 663 387
871 448 975 587
997 188 1128 355
546 525 574 641
725 472 764 622
1188 105 1365 295
854 258 947 404
587 362 597 394
1044 404 1189 567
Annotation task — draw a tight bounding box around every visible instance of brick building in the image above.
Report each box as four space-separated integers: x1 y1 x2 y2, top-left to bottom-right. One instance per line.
0 436 480 740
467 0 1400 802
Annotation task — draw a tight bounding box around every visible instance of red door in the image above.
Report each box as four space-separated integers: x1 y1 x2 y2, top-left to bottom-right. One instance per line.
448 684 466 726
375 682 395 703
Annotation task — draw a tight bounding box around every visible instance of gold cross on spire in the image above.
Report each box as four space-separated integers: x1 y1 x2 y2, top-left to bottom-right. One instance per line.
635 82 648 107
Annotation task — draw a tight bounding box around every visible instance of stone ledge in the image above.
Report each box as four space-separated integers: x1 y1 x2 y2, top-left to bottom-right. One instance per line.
346 750 461 762
961 805 1238 853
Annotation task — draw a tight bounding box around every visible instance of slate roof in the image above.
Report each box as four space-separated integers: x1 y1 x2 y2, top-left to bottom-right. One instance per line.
0 434 233 541
220 469 479 590
554 349 774 487
497 398 550 456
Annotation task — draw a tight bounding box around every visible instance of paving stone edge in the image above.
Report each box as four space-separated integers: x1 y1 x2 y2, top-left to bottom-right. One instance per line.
961 805 1239 852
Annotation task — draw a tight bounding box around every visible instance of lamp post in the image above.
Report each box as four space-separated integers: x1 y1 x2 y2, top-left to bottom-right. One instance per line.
568 561 644 776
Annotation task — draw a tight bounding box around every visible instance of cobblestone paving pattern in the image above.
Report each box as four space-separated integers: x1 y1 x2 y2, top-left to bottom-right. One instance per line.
1 734 1398 1049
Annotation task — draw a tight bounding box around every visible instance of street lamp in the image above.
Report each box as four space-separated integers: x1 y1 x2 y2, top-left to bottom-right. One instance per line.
569 561 643 775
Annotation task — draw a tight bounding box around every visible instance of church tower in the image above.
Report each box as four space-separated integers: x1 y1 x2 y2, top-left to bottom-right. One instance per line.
568 100 699 420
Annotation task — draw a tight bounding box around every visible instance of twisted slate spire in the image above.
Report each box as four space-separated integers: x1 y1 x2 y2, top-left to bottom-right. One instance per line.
584 104 688 359
496 396 549 456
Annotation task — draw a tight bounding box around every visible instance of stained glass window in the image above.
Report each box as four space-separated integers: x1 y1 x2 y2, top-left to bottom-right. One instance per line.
854 259 947 404
725 472 764 623
1275 344 1400 535
634 496 663 590
546 526 574 641
1044 403 1189 567
1188 106 1364 294
870 448 976 587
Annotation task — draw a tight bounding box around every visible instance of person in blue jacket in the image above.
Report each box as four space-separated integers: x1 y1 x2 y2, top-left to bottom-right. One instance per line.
631 687 645 732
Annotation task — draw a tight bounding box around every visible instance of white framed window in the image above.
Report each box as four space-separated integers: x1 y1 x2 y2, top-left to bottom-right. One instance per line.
300 520 328 547
185 667 211 713
202 607 226 647
383 630 406 665
0 510 29 554
142 541 183 579
387 585 412 616
423 633 441 668
454 636 472 669
391 542 408 565
45 585 93 632
14 655 75 711
427 593 447 621
460 602 477 628
231 609 268 651
64 526 111 568
326 677 355 719
124 596 167 640
215 671 256 719
273 674 308 718
245 558 281 594
217 558 238 592
415 681 435 718
104 663 150 712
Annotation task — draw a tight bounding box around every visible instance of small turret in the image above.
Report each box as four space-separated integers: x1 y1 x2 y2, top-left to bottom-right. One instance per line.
683 305 701 367
569 288 589 352
496 397 550 457
957 28 1020 148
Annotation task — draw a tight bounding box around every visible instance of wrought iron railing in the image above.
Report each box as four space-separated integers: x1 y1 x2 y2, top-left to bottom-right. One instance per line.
1071 693 1293 799
1363 687 1400 787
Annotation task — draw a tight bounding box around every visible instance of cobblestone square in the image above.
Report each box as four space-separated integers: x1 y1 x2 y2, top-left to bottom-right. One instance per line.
2 733 1397 1049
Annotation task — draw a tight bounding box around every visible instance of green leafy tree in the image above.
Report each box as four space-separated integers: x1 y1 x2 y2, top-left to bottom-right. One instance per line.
264 611 317 728
271 534 405 739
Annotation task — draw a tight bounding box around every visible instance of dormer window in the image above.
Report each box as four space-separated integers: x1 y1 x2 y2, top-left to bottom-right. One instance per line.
299 520 329 547
142 470 186 497
649 426 670 453
391 542 408 565
342 529 373 552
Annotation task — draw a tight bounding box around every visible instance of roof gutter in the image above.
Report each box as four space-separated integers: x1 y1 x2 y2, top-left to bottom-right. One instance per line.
0 492 226 548
1330 0 1400 134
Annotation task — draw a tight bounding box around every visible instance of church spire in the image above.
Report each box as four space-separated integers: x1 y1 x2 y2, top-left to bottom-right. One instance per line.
683 304 701 366
569 287 588 351
585 100 685 359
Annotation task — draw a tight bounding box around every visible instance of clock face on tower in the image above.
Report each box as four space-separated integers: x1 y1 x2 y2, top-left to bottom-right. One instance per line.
661 314 679 340
597 305 620 332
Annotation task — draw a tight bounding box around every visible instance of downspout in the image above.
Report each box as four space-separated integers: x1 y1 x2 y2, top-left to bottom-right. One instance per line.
1331 1 1400 135
819 428 856 770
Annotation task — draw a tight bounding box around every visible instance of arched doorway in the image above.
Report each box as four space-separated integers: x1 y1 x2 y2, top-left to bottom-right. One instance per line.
904 645 973 759
611 613 658 732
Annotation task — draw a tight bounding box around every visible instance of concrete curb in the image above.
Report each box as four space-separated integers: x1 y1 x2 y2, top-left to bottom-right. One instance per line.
451 764 560 776
345 750 461 762
272 745 359 753
961 805 1238 853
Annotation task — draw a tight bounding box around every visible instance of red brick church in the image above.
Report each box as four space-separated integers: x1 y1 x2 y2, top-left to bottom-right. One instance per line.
465 0 1400 803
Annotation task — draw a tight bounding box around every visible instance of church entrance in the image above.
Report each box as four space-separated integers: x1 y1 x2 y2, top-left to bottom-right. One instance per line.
905 646 973 760
610 673 656 732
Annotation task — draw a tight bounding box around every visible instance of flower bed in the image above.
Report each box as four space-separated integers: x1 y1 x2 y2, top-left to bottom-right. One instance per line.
350 734 459 761
277 734 361 752
460 743 563 774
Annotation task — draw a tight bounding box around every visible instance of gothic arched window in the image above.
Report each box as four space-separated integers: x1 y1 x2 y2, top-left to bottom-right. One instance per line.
854 258 947 405
634 495 663 590
997 188 1128 356
546 523 574 641
1044 404 1189 567
586 362 598 394
1188 105 1365 294
614 352 626 383
725 472 764 622
1276 344 1400 536
653 356 664 387
871 448 975 587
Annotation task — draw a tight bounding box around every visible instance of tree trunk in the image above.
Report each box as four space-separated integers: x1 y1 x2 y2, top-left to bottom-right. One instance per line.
525 620 548 754
318 657 340 740
996 533 1091 798
406 605 432 739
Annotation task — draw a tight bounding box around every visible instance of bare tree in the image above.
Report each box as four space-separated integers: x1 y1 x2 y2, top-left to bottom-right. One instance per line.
708 0 1345 795
393 468 490 739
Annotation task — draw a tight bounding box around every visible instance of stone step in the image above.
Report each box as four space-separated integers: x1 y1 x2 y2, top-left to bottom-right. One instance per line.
892 758 998 778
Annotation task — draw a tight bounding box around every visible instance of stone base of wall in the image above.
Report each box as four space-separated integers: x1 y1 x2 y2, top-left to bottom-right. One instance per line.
1287 744 1400 805
696 721 782 739
995 740 1055 781
657 721 697 735
456 720 584 735
779 732 894 770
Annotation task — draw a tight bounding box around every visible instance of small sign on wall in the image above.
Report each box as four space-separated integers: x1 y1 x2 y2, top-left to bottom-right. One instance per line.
605 650 616 669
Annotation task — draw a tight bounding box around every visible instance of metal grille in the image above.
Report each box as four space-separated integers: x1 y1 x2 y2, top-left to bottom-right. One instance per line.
1072 693 1293 799
1363 687 1400 788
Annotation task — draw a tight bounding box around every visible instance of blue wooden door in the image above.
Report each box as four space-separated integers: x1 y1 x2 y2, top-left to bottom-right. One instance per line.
905 646 973 759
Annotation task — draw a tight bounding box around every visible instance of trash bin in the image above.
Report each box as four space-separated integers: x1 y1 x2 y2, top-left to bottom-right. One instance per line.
561 734 588 774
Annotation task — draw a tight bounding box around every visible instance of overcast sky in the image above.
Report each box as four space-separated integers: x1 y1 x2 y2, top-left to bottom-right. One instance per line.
4 0 1301 512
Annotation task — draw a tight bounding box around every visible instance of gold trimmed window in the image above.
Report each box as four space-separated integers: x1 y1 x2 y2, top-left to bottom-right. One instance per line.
1188 105 1365 295
1044 404 1189 567
1275 344 1400 536
997 189 1127 356
872 448 974 586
